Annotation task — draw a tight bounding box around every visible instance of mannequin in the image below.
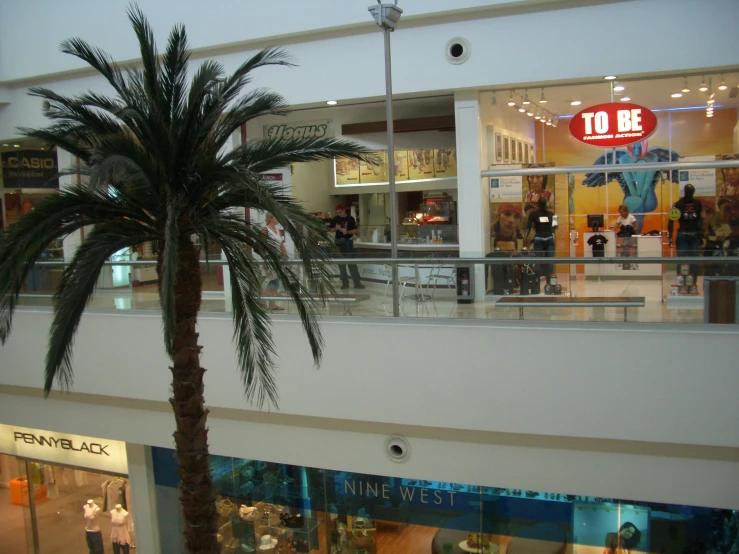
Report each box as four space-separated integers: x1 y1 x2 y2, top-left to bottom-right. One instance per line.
110 503 132 554
669 183 703 278
83 500 104 554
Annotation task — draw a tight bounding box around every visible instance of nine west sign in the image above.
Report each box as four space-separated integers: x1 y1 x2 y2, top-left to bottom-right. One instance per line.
0 424 128 474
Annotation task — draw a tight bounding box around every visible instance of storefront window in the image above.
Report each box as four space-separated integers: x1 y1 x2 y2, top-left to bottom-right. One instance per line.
152 446 738 554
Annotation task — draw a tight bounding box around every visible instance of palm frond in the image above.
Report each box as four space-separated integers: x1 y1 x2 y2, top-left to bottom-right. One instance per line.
126 4 161 112
45 221 149 395
161 23 189 126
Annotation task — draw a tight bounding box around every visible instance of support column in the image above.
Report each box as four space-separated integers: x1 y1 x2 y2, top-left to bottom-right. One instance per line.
126 443 162 554
454 92 488 300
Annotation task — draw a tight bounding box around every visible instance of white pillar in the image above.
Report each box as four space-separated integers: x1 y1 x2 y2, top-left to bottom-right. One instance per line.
57 148 83 262
454 92 488 300
126 443 162 554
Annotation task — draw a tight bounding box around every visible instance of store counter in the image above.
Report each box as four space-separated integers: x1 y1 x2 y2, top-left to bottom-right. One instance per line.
583 231 662 277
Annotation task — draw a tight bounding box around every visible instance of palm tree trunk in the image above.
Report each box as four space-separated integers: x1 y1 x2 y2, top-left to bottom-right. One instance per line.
169 237 219 554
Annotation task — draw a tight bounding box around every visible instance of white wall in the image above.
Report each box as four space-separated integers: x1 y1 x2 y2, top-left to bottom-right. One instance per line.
0 309 738 510
3 0 739 139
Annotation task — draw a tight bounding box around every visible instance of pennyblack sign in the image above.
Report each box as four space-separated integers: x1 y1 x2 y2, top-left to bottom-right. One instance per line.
0 424 128 475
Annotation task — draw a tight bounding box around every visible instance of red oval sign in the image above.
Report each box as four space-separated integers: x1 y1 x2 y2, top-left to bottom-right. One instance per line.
568 102 657 147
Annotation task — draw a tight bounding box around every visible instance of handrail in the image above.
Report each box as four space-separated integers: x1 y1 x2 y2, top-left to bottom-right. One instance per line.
31 256 734 267
481 159 739 178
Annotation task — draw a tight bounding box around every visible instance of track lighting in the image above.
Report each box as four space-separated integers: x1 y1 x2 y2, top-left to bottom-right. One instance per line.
699 77 708 92
539 88 547 103
522 89 531 105
620 96 631 102
508 91 515 107
613 84 625 92
718 76 728 91
518 107 526 113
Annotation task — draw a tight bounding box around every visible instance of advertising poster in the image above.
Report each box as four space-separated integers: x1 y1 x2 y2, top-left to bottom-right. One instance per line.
679 155 716 196
524 162 556 212
390 151 409 182
716 153 739 197
335 157 360 185
490 201 525 247
408 149 435 180
359 152 387 184
489 175 523 202
433 148 457 178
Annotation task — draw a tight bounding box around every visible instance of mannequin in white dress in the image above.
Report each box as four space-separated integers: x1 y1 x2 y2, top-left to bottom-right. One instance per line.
83 500 104 554
110 504 132 554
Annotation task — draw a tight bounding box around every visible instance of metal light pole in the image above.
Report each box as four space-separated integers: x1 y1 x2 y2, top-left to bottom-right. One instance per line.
368 1 403 317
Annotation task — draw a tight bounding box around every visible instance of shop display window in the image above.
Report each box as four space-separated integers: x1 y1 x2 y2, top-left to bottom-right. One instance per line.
152 447 739 554
0 454 134 554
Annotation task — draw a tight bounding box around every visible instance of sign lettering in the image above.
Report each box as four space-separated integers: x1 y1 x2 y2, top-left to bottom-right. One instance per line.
343 479 456 507
1 150 59 188
265 123 328 141
569 103 657 147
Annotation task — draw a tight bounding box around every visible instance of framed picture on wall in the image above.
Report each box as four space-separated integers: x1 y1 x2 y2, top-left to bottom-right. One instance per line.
523 142 530 164
511 138 518 163
503 136 510 163
517 140 523 164
529 143 535 163
495 133 503 163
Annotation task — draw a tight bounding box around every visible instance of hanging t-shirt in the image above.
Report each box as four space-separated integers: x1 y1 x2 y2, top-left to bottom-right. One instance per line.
587 234 608 257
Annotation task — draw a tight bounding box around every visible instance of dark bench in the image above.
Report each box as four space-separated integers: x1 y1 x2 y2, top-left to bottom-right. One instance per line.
495 296 646 322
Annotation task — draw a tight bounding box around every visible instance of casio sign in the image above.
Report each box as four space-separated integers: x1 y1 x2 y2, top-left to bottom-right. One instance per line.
569 102 657 147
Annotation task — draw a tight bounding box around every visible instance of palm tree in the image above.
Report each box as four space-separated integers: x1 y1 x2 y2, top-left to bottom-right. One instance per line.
0 7 370 554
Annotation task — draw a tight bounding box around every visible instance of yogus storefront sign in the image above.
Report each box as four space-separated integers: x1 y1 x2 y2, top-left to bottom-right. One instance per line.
265 121 330 141
569 102 657 147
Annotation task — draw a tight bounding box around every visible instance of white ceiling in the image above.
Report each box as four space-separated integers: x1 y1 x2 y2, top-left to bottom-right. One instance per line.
484 73 739 119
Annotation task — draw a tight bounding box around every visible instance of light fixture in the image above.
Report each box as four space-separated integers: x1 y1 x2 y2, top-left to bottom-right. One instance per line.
534 111 541 120
492 92 497 106
508 91 515 106
699 77 708 92
13 144 20 148
570 100 581 106
718 75 728 91
1 143 8 147
707 112 714 118
671 93 683 98
613 84 625 92
539 88 547 103
522 89 531 105
552 117 559 128
326 100 338 105
707 98 715 104
546 119 553 126
681 78 690 93
620 96 631 102
518 107 526 113
604 75 617 80
526 110 534 116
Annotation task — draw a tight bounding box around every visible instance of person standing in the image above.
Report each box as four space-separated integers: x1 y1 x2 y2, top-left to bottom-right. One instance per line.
612 204 639 259
330 204 364 290
526 197 557 285
668 184 703 277
261 212 287 311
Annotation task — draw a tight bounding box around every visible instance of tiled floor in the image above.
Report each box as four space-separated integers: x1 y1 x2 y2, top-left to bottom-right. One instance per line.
17 272 708 324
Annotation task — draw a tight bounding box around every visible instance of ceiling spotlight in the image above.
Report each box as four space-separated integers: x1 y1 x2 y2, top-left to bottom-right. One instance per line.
552 117 559 128
1 143 8 147
613 84 625 92
671 93 683 98
707 98 715 104
570 100 581 106
546 119 553 126
718 75 728 91
539 88 547 103
13 144 20 148
518 107 526 113
526 110 534 116
522 89 531 105
681 78 690 93
534 111 542 120
604 75 617 80
326 100 338 105
508 91 515 106
620 96 631 102
707 112 714 118
699 77 708 92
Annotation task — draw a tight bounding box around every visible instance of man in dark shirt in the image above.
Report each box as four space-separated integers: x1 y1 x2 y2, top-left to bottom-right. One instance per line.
668 184 702 276
330 204 364 289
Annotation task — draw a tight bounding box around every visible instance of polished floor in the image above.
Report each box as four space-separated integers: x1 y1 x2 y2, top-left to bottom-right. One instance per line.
17 271 710 325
